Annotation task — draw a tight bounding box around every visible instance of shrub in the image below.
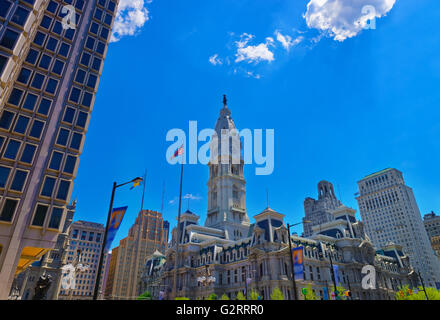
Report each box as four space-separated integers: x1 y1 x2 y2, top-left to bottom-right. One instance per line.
236 292 246 300
270 287 284 300
220 294 230 300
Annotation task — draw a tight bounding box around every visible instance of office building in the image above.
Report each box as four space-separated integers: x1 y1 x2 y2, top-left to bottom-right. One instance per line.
0 0 119 298
356 168 440 287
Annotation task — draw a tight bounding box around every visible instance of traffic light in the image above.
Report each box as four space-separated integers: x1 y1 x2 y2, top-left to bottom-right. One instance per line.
302 288 307 295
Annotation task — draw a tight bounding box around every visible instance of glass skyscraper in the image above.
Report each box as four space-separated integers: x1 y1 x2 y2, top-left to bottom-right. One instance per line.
0 0 119 298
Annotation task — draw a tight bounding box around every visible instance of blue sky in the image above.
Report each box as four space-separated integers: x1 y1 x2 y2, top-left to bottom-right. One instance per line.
71 0 440 249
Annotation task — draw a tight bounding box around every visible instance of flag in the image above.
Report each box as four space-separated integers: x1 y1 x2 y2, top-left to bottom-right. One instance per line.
292 246 304 280
105 206 128 251
170 144 184 160
323 287 329 300
130 179 143 190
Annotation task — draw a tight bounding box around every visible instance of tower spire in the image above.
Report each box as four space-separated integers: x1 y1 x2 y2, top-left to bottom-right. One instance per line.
223 94 227 107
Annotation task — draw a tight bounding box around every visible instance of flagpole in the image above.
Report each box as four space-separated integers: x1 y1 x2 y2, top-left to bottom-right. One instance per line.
172 162 184 299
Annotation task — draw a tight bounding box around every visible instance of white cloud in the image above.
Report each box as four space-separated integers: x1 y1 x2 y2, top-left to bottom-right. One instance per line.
110 0 152 43
209 54 222 66
304 0 396 41
183 194 202 200
235 33 275 64
274 31 304 51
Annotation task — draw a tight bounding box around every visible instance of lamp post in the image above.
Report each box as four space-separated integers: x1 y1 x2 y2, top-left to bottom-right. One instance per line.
197 265 216 299
416 270 429 300
318 244 338 300
286 220 311 300
93 177 143 300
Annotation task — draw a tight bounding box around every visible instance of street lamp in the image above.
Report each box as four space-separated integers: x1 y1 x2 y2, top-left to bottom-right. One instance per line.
318 245 338 300
286 220 312 300
93 177 143 300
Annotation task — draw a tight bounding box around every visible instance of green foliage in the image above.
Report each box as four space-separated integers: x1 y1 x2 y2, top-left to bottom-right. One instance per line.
220 294 230 300
302 285 319 300
250 290 260 300
208 293 218 300
137 291 152 300
270 287 284 300
236 292 246 300
396 285 440 300
175 297 190 300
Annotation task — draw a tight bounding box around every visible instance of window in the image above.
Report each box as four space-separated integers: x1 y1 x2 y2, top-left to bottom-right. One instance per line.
0 199 18 222
76 112 87 128
63 107 75 123
41 176 56 197
13 116 30 134
69 87 81 103
90 22 99 35
0 111 15 130
32 204 48 226
58 42 70 57
88 232 94 241
96 233 102 242
52 60 64 75
0 55 8 76
64 155 76 174
72 229 79 239
96 41 105 55
85 37 95 50
46 37 58 52
0 1 12 18
100 28 109 40
11 6 30 26
48 207 63 229
104 14 113 26
70 133 82 150
52 21 62 35
82 92 93 108
57 180 70 200
26 48 39 65
47 1 58 14
81 231 87 240
94 8 103 20
80 52 91 66
40 15 53 30
87 74 97 89
33 31 46 46
38 98 51 115
22 93 38 111
56 128 69 146
10 170 28 192
64 28 75 41
31 73 45 90
20 144 36 164
75 69 86 84
45 78 58 94
39 54 51 70
17 68 32 84
0 166 11 188
7 88 23 106
4 140 20 160
49 151 63 170
29 120 44 139
1 29 20 50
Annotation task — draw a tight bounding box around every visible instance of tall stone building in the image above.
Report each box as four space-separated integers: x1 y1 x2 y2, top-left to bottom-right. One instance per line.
424 211 440 239
13 198 75 300
356 168 440 288
104 209 169 299
302 181 342 237
0 0 119 298
204 96 250 240
57 220 107 299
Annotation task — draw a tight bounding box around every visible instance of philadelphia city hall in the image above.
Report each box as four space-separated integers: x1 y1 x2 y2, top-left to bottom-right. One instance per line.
141 97 418 300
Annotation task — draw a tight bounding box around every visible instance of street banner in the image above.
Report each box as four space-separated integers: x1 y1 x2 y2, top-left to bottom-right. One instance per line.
292 246 304 280
105 206 128 251
323 287 329 300
333 264 339 287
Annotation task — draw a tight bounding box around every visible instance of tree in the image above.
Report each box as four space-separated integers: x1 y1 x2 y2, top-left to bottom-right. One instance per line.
175 297 190 300
302 285 319 300
250 290 260 300
208 293 218 300
137 291 153 300
220 294 230 300
236 292 246 300
396 285 440 300
270 287 284 300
